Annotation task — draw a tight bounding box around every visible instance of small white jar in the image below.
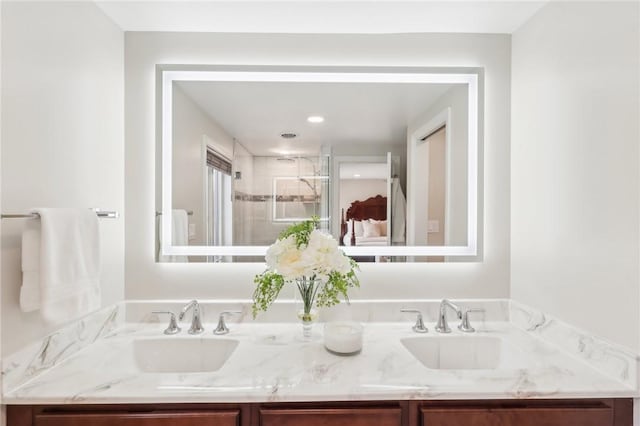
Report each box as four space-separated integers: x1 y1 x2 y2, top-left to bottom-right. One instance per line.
323 321 364 355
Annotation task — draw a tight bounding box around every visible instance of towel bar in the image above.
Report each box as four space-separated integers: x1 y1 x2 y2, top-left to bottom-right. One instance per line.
1 210 119 219
155 211 194 216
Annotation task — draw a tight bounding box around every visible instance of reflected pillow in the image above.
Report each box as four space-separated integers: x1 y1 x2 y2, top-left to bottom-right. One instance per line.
362 220 382 238
369 219 388 237
347 220 365 237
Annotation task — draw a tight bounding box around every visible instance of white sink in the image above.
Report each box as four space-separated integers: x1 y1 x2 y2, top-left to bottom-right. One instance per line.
133 338 238 373
401 336 502 370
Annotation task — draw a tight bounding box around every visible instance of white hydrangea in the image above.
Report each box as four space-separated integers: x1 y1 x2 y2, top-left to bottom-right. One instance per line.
265 230 351 281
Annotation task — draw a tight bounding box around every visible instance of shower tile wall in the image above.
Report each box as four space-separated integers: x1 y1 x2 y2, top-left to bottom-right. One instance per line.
232 143 254 246
233 156 320 246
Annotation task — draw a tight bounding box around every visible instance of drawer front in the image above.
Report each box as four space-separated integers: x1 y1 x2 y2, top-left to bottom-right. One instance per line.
421 407 613 426
35 410 240 426
261 407 402 426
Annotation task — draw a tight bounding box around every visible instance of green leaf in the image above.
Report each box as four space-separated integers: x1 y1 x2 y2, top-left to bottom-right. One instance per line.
315 260 360 309
277 216 319 248
252 271 285 318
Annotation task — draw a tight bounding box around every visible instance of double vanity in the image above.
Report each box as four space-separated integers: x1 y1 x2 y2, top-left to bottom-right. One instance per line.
3 299 636 425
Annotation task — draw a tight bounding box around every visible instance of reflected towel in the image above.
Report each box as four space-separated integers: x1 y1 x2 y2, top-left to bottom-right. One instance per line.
158 209 189 262
30 208 101 324
391 178 406 244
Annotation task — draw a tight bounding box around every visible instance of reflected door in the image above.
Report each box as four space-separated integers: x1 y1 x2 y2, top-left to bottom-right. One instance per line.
426 127 446 248
409 125 446 262
317 152 331 234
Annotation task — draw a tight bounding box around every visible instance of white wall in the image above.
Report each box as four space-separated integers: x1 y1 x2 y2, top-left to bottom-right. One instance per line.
125 32 511 300
172 84 234 246
1 2 125 355
511 2 640 352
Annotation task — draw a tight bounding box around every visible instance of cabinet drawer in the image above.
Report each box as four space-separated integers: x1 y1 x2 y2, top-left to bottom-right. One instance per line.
421 406 613 426
35 410 240 426
261 407 402 426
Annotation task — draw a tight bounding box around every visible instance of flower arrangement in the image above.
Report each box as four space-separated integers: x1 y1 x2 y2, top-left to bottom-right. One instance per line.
252 217 360 323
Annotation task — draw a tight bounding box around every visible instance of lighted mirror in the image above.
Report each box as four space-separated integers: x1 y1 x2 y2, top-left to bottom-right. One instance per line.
158 67 480 262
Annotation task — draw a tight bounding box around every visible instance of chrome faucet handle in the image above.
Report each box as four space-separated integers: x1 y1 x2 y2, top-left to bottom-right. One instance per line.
400 309 428 333
213 311 242 335
458 308 485 333
435 299 463 333
152 311 181 335
179 300 205 335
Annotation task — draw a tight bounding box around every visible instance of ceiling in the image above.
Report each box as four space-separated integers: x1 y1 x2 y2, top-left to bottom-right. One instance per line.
95 1 547 34
112 1 546 156
176 80 456 156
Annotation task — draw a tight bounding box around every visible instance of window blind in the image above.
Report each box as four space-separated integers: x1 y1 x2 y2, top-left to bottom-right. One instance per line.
207 149 232 175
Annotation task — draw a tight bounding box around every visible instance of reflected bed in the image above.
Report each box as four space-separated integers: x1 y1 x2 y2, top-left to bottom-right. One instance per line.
340 195 388 246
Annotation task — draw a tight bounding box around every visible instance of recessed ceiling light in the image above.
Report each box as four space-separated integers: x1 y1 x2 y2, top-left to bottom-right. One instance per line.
307 116 324 123
353 174 361 178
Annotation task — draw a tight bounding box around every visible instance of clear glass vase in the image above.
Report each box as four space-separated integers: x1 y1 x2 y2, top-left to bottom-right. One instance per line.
295 277 322 340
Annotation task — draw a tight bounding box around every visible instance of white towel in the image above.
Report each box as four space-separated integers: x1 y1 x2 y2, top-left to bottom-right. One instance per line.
20 220 41 312
26 208 101 324
158 209 189 262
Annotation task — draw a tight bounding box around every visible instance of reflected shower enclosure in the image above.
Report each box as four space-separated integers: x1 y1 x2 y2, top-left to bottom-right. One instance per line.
233 154 330 247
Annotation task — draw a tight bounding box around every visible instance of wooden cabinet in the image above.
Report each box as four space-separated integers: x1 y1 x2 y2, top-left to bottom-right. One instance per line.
8 405 247 426
33 410 239 426
421 406 613 426
418 400 633 426
7 399 632 426
260 407 402 426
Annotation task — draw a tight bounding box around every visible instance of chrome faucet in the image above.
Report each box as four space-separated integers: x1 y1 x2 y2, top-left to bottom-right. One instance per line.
213 311 242 335
435 299 463 333
179 300 204 334
152 311 181 335
400 309 428 333
458 308 485 333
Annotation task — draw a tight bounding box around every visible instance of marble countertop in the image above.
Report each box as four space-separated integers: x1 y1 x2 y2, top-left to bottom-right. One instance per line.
3 318 637 404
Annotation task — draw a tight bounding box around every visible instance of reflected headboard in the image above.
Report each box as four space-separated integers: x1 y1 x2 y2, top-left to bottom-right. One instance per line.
340 195 387 245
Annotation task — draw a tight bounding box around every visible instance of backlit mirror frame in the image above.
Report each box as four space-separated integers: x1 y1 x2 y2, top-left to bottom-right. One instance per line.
160 66 480 259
